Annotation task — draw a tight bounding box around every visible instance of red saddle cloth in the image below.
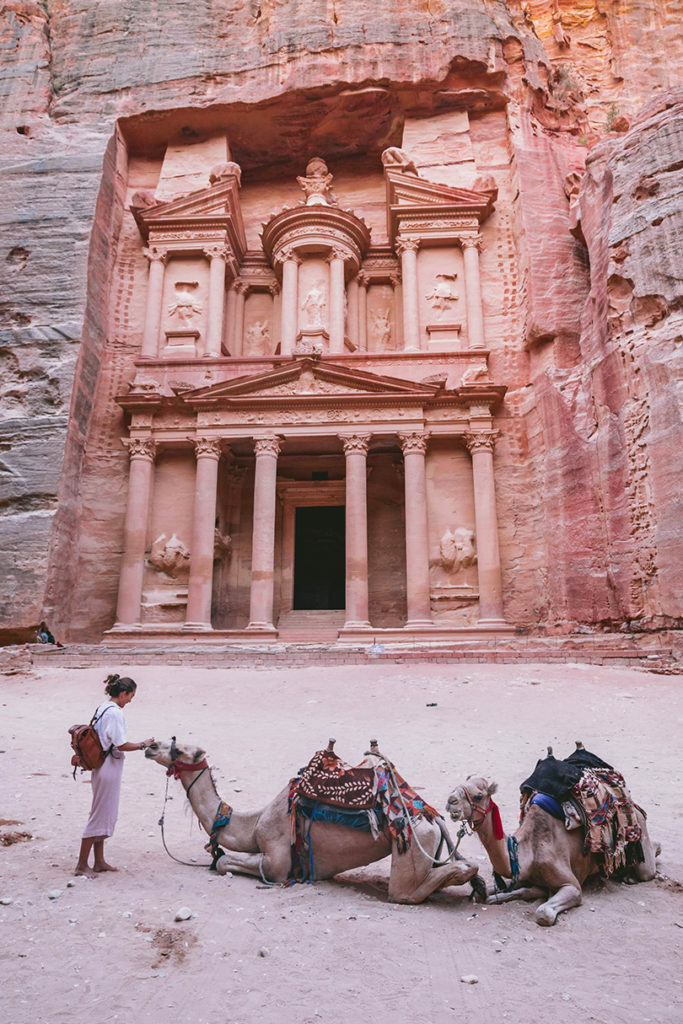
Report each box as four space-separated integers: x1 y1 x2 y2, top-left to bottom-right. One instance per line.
296 749 378 810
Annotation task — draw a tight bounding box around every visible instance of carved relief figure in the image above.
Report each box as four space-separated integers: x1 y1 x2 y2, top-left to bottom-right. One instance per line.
297 157 335 206
301 280 327 328
148 533 191 578
168 281 203 324
371 308 392 349
426 274 459 317
439 527 477 573
245 319 271 355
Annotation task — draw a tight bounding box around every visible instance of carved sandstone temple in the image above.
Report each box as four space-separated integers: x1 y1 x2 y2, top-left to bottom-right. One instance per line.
107 145 512 643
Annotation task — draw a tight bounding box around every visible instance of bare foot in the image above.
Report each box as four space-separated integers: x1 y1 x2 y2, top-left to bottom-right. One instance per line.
75 865 97 878
93 861 118 872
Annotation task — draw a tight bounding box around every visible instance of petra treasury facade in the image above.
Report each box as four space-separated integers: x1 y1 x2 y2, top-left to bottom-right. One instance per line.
1 1 681 647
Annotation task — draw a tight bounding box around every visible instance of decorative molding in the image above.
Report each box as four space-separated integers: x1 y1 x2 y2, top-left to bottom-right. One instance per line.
398 431 429 455
340 434 372 455
124 437 157 460
253 436 282 458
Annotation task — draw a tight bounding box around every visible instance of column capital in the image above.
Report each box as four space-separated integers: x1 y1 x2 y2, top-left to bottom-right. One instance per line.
460 234 483 251
340 433 372 455
356 270 370 289
464 429 499 454
327 246 351 263
143 246 169 265
267 280 281 296
232 279 250 296
276 246 302 266
203 243 230 261
389 272 401 288
193 437 223 459
398 431 429 456
396 237 420 257
123 437 157 460
253 435 281 459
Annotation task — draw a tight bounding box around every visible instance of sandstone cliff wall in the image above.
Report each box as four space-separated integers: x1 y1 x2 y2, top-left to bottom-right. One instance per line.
1 0 680 638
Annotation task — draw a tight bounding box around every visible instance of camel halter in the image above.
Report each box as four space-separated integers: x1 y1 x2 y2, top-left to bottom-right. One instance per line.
458 785 504 840
157 737 228 869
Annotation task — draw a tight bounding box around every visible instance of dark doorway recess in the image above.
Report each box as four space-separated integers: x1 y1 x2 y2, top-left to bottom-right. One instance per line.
293 505 345 610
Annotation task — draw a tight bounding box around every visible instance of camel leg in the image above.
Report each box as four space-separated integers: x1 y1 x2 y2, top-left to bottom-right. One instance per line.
387 819 479 905
486 886 546 905
535 883 582 926
214 845 291 883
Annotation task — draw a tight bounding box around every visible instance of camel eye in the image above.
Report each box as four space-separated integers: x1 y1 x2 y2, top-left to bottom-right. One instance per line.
474 792 483 801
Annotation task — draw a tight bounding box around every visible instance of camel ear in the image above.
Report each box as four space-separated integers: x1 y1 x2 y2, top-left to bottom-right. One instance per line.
487 781 498 796
194 748 206 762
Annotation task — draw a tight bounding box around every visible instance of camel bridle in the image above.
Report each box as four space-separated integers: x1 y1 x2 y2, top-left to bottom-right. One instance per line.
156 736 222 869
456 784 493 833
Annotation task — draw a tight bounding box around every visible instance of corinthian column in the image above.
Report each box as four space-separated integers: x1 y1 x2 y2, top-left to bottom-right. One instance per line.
231 280 248 357
357 271 368 350
462 236 485 349
114 438 157 626
396 237 421 351
328 247 347 355
204 245 229 357
399 431 432 626
247 436 281 630
465 430 504 621
279 248 300 357
341 434 371 628
141 247 168 357
185 439 222 629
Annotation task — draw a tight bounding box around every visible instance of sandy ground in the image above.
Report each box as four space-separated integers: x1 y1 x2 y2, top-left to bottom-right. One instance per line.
1 659 682 1024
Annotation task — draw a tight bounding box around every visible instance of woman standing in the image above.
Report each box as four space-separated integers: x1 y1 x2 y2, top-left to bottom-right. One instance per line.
75 674 154 877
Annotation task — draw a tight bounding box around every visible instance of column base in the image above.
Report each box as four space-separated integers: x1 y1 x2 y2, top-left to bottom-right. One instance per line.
108 621 142 632
246 621 278 632
182 622 214 631
405 619 434 628
343 619 371 630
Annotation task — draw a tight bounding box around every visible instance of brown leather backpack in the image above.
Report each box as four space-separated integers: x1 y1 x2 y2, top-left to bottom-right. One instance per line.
69 706 114 778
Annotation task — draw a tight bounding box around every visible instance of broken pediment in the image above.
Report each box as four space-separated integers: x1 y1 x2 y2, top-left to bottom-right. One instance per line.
384 164 496 242
131 174 246 258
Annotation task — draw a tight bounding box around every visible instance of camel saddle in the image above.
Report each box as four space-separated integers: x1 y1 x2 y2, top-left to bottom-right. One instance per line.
296 749 378 810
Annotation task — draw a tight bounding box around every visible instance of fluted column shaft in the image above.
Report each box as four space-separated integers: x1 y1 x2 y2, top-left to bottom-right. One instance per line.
204 247 228 357
248 436 281 629
328 250 346 355
115 439 157 625
185 439 222 628
462 237 485 349
399 432 432 625
280 252 300 357
466 431 504 621
342 435 371 627
141 249 167 357
396 238 420 351
357 273 368 350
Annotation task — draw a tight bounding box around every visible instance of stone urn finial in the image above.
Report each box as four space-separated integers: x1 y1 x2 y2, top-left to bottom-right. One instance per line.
297 157 335 206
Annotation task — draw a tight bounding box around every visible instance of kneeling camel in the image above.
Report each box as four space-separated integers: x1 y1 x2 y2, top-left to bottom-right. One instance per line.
147 738 481 904
446 768 658 926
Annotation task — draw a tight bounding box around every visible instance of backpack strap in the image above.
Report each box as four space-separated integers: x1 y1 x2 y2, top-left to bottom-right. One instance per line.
90 704 115 758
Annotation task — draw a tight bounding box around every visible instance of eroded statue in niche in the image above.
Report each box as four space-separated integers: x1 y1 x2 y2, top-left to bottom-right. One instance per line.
297 157 336 206
372 308 392 349
426 274 459 316
381 147 418 175
439 527 477 573
301 280 327 328
148 533 191 578
168 282 203 324
245 319 271 355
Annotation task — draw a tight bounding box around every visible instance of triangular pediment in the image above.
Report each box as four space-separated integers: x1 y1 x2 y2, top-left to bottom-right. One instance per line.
385 168 496 212
184 359 442 406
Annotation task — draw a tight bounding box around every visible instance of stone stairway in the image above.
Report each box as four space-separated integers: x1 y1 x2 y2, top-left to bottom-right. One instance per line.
276 609 346 642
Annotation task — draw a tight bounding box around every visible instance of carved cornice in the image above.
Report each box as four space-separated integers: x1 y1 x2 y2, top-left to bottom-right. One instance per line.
124 437 157 460
193 437 223 459
464 430 499 454
253 436 281 459
340 434 372 455
398 431 429 455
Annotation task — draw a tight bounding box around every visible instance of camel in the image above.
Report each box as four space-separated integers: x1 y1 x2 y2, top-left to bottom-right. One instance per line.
446 761 658 926
146 738 483 904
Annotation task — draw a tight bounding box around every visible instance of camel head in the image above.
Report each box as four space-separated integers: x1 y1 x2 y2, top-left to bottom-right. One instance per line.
144 738 206 770
446 776 498 824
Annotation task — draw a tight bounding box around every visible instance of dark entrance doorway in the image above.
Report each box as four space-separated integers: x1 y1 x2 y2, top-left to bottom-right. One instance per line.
293 505 345 609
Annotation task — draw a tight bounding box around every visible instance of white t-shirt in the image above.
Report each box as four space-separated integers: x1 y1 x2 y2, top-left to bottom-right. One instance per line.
93 700 128 751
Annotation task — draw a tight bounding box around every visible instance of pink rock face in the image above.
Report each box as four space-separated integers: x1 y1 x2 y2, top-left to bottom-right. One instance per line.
0 2 680 641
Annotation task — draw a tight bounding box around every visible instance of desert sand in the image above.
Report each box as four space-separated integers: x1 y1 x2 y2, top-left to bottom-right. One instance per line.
1 658 681 1024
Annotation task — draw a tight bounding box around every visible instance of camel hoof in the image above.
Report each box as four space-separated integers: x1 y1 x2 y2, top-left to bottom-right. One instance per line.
214 855 232 876
470 874 488 902
535 905 557 927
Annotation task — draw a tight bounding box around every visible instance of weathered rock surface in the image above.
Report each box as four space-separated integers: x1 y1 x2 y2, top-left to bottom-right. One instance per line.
0 1 680 637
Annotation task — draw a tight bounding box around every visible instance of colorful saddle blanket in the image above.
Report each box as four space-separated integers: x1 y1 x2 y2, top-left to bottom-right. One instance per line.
520 749 644 878
296 749 377 809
